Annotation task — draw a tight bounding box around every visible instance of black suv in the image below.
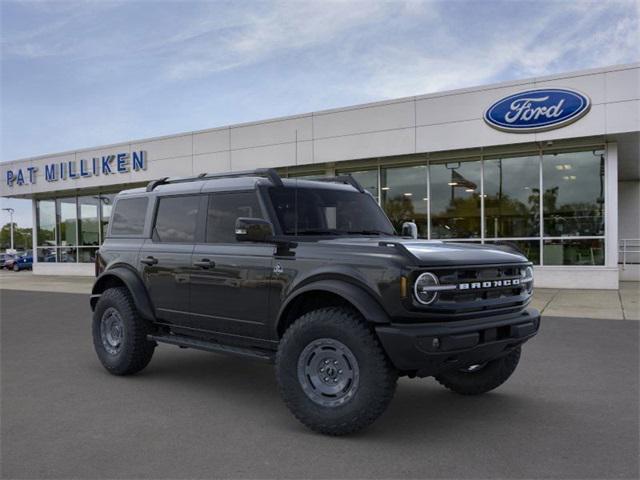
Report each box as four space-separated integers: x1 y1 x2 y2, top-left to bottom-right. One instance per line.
91 168 540 435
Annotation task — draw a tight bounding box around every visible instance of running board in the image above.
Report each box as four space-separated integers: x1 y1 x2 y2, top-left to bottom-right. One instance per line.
147 334 275 363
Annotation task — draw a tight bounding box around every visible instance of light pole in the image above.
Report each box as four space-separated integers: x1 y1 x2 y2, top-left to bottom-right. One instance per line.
2 207 15 251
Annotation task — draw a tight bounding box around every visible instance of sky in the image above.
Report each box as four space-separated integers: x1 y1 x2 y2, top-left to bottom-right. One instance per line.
1 0 639 228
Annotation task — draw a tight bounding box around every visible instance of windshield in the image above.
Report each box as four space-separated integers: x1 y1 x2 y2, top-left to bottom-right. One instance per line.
268 186 396 236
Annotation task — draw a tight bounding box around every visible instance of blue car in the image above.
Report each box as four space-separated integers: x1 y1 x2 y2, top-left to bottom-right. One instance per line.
12 252 33 271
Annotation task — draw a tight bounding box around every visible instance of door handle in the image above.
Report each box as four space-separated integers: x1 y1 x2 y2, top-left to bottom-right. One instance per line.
193 259 215 268
141 256 158 266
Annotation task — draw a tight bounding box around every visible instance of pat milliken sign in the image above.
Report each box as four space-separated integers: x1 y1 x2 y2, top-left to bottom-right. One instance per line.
4 151 147 187
484 88 591 133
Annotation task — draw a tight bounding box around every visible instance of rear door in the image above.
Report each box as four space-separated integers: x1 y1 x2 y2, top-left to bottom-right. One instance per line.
189 190 274 342
139 194 203 325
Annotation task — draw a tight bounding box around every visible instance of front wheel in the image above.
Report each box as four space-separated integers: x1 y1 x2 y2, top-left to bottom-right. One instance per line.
434 347 521 395
92 287 155 375
276 307 398 436
12 263 19 272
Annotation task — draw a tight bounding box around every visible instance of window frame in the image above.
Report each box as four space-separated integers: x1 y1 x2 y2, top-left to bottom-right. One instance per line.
107 196 150 238
204 189 266 245
150 193 205 244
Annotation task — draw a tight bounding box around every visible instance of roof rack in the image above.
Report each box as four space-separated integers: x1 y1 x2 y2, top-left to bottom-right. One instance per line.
298 174 365 193
145 168 283 192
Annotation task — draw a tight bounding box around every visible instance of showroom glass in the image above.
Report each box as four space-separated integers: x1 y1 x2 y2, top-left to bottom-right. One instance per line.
207 191 263 243
338 169 379 201
542 150 605 237
430 160 481 239
153 195 200 243
57 198 77 246
543 238 604 265
484 155 540 237
110 197 148 236
78 196 100 246
36 200 56 246
269 186 394 236
381 165 428 237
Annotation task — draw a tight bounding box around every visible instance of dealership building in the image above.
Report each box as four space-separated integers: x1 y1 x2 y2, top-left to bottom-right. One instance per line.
1 63 638 289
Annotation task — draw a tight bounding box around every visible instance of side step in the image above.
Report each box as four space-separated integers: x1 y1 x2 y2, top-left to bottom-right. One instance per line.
148 334 275 363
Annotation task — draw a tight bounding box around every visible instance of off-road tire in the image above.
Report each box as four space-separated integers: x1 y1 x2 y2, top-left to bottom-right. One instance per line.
92 287 155 375
276 307 398 436
435 347 521 395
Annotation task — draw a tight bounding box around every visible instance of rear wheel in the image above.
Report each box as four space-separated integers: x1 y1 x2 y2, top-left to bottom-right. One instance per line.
276 307 397 436
92 287 155 375
434 347 521 395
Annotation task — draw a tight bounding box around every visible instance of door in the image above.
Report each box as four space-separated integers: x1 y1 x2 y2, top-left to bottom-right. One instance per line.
189 191 273 341
139 194 202 324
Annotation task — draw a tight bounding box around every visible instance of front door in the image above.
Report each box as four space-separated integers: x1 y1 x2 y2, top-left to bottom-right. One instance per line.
189 191 273 343
139 194 202 325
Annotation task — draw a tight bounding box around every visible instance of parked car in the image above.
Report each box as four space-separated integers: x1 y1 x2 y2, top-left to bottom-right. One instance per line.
12 252 33 271
91 169 540 435
2 253 17 270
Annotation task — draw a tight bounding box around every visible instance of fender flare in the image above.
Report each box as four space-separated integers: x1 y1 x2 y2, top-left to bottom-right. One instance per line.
277 279 390 333
90 266 155 321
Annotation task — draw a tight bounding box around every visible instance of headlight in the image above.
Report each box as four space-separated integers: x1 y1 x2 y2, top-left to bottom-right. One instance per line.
414 272 440 305
521 266 534 293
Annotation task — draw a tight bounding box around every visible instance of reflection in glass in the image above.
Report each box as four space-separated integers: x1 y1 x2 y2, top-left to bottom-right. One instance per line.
485 240 540 265
37 247 57 263
484 156 540 237
543 238 604 265
542 151 605 236
381 165 428 237
338 169 379 200
59 246 77 263
36 200 56 246
430 160 481 238
78 196 100 246
78 247 98 263
57 198 77 246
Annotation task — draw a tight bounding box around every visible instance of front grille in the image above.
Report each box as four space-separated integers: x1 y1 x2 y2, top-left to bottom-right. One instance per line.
423 264 531 317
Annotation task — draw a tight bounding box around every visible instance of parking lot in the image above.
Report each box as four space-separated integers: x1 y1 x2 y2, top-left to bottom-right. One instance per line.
1 288 639 479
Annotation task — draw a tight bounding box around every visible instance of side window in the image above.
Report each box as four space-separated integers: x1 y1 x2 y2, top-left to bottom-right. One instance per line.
153 195 200 243
110 197 148 236
206 192 263 243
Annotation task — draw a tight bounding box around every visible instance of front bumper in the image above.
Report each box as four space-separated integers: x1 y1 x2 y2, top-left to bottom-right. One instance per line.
375 308 540 377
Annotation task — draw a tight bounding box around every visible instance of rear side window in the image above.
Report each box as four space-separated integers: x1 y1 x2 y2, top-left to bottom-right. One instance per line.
206 192 262 243
110 197 148 236
153 195 200 243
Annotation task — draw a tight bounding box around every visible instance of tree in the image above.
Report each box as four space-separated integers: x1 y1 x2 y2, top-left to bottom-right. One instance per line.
0 223 32 251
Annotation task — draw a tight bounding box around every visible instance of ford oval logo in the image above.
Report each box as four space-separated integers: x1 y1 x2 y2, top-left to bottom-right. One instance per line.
484 88 591 133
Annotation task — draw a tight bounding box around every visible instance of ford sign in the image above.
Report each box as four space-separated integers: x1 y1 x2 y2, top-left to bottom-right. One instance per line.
484 88 591 133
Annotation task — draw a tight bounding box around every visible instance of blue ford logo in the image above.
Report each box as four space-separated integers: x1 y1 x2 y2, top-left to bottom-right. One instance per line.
484 88 591 133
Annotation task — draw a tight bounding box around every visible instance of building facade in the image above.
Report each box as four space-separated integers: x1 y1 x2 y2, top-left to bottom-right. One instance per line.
2 63 639 288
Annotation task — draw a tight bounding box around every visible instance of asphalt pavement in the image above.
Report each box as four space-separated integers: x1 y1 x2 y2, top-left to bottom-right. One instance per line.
1 289 638 479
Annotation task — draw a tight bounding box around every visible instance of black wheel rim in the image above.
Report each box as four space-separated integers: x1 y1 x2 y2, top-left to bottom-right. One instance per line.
297 338 360 407
100 307 124 355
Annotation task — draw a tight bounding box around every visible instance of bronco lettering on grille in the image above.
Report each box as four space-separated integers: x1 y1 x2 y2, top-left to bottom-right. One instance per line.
458 278 521 290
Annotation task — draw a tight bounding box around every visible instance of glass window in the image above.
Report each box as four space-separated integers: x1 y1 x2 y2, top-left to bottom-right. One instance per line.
153 195 200 243
57 198 77 246
207 192 263 243
37 247 57 263
78 247 99 263
430 160 481 239
338 169 379 200
59 246 77 263
110 197 148 236
484 155 540 238
78 196 100 246
381 165 428 237
484 240 540 265
268 187 394 237
36 200 56 246
100 194 116 241
542 150 605 237
543 238 604 265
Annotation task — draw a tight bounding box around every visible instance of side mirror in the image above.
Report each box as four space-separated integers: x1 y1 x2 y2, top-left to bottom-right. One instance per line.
235 217 274 243
401 221 418 239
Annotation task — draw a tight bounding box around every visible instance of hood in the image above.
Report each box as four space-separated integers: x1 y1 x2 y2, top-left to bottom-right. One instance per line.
318 237 529 266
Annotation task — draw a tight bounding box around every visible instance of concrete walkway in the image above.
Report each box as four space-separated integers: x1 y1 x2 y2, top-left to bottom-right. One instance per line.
1 271 638 320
